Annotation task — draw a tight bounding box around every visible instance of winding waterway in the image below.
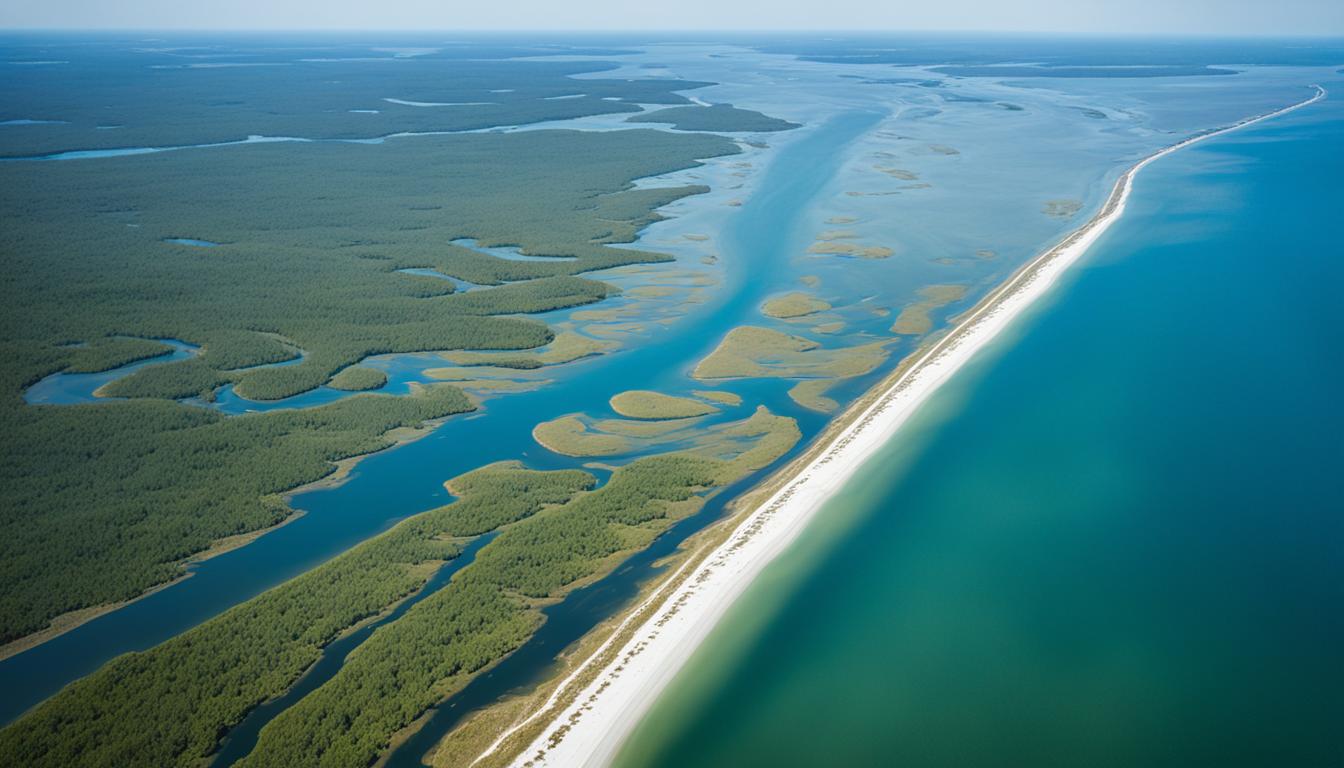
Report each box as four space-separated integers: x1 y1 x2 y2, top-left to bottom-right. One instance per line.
4 39 1332 768
0 110 887 726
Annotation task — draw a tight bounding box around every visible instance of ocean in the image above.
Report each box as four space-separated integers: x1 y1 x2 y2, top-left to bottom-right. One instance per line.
618 80 1344 767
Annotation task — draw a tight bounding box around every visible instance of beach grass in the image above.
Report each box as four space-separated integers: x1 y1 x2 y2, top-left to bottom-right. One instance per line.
609 390 720 420
891 285 969 335
761 292 832 319
692 326 888 381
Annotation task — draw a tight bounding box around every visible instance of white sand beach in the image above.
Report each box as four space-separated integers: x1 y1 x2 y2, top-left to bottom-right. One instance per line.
487 85 1325 768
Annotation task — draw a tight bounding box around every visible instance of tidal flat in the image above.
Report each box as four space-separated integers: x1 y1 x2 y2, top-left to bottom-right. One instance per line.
2 31 1337 768
618 81 1342 768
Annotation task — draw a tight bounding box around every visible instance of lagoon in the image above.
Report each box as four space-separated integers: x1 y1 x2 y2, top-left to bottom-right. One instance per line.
2 38 1334 767
0 109 877 726
618 81 1344 768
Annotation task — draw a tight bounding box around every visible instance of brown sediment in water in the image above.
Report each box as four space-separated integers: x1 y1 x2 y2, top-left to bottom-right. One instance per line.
761 291 832 319
465 87 1331 767
692 326 888 381
807 241 895 259
875 166 919 180
891 284 970 336
1042 198 1083 219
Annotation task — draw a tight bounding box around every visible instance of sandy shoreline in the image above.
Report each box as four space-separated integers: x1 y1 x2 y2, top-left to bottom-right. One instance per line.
497 86 1326 768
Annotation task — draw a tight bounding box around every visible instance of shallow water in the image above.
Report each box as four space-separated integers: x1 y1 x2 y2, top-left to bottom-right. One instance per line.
1 39 1333 760
211 531 501 767
0 107 879 727
397 267 477 290
619 78 1344 768
23 338 200 405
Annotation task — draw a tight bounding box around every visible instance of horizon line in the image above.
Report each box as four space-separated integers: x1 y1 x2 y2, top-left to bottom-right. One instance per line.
2 28 1344 40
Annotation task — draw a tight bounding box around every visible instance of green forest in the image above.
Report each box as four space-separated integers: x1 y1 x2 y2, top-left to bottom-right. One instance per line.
627 103 801 132
0 122 740 645
0 411 798 767
0 43 811 768
0 42 714 157
0 463 594 766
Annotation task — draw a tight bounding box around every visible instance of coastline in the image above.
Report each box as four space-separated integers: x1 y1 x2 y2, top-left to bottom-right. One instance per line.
494 85 1327 768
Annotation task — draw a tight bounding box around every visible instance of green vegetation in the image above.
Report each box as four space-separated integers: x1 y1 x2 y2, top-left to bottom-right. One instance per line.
437 331 615 369
594 416 705 439
62 337 176 373
891 284 968 336
534 403 797 467
0 409 797 767
789 379 841 413
762 291 832 319
4 128 736 402
693 389 743 407
327 366 388 391
0 463 594 767
236 452 765 768
609 390 719 420
807 230 895 259
626 104 799 133
0 45 716 158
1 122 740 643
534 415 633 457
692 326 889 380
697 407 801 477
0 383 473 646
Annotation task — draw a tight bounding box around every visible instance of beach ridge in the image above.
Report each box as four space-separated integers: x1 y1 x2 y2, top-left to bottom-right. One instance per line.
480 84 1326 768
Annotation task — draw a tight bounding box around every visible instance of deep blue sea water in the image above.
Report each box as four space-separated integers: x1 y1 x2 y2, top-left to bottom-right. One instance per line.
619 84 1343 767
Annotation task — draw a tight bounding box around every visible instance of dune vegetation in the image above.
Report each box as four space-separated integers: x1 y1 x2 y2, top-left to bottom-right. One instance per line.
0 43 715 158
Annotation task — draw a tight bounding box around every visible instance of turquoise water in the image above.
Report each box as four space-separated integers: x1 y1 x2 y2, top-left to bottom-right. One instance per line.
0 109 874 726
22 338 200 404
3 35 1336 763
619 89 1343 765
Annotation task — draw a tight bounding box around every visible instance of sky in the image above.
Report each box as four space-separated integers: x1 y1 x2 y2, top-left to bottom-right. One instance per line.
1 0 1342 36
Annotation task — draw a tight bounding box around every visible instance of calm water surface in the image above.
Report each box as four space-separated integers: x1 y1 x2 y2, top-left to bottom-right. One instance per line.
3 38 1332 764
620 85 1343 768
0 110 881 726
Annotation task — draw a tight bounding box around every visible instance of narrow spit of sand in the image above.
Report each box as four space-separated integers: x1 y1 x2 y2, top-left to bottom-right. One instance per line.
480 86 1325 768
